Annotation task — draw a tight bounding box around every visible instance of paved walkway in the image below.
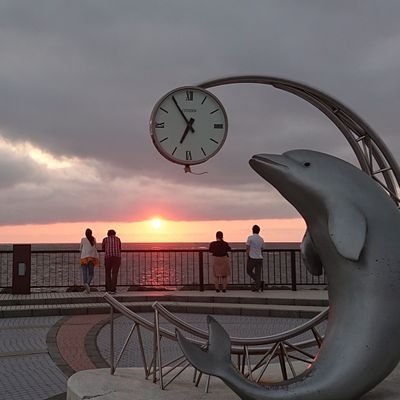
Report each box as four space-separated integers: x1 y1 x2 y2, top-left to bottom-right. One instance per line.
0 316 67 400
0 288 329 302
1 288 399 399
0 289 328 399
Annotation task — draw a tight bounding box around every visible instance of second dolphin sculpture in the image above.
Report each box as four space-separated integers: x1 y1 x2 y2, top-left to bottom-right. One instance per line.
177 149 400 400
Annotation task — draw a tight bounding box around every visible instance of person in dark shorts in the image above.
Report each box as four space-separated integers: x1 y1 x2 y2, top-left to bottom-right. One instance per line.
102 229 122 294
209 231 231 293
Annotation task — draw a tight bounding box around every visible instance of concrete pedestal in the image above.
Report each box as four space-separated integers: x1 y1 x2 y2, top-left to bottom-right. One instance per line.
67 364 400 400
67 368 240 400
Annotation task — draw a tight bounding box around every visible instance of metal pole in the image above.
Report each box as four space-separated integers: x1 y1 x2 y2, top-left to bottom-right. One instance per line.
198 251 204 292
110 306 115 375
155 309 164 389
290 251 297 292
152 311 157 383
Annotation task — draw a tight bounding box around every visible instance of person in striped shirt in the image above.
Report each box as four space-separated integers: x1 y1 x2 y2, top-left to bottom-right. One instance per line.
102 229 122 294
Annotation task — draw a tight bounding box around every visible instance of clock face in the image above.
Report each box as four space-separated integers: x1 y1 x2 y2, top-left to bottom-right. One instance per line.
150 86 228 165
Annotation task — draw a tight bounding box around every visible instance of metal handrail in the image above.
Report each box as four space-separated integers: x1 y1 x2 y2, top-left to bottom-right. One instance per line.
152 301 328 345
103 293 213 346
104 293 328 392
104 293 173 340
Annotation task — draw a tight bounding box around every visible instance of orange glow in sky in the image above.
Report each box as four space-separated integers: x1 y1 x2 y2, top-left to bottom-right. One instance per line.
0 218 306 244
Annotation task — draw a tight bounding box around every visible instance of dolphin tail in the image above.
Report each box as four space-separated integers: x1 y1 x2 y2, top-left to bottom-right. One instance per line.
176 315 232 379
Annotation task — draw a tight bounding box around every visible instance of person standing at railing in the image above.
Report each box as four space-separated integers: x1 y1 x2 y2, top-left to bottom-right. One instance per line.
246 224 264 292
102 229 122 294
209 231 231 293
80 228 99 294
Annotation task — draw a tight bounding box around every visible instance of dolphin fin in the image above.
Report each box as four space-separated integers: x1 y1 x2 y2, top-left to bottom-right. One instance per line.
301 230 323 276
328 202 367 261
176 315 232 378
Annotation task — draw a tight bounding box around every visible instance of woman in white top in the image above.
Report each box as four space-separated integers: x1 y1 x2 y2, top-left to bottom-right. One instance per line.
80 228 99 293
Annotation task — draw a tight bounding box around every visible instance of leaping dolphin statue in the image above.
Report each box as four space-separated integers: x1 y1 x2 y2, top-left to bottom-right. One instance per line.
177 149 400 400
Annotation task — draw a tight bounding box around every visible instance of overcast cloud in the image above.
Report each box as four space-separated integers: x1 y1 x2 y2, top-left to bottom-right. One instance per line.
0 0 399 225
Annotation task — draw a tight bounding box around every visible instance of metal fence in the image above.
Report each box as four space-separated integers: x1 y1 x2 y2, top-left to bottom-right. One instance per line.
0 248 327 291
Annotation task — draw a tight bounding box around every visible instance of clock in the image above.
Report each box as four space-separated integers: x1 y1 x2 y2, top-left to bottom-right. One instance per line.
150 86 228 165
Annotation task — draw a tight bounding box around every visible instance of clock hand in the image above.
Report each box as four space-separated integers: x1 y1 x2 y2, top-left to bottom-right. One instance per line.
172 96 195 133
179 118 195 144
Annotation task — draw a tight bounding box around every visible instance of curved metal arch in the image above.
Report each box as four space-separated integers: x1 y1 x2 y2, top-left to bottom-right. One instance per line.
198 76 400 204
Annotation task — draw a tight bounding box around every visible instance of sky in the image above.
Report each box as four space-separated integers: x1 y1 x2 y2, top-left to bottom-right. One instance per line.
0 1 399 243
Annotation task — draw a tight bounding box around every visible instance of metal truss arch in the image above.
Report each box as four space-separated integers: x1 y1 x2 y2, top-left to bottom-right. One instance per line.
198 76 400 205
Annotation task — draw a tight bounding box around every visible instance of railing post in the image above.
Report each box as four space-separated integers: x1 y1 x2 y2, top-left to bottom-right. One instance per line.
12 244 31 294
198 251 204 292
290 250 297 291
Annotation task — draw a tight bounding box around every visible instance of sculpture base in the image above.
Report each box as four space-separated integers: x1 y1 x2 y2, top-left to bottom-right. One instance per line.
66 368 240 400
67 364 400 400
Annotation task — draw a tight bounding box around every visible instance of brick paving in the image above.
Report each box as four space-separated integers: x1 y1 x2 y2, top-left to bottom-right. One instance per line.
0 289 329 400
1 289 400 400
0 289 328 318
56 314 109 373
0 316 67 400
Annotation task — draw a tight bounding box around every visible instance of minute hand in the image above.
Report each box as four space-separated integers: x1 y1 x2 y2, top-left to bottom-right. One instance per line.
172 96 195 133
179 118 195 144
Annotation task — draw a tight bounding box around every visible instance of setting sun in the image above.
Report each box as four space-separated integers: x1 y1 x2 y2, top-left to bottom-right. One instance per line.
150 218 163 230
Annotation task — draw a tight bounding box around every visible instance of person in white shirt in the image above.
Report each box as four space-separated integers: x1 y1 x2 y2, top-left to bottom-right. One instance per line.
80 228 99 293
246 225 264 292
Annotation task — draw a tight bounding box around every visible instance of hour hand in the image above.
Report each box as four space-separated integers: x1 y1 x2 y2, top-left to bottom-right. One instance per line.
179 118 195 144
172 96 195 133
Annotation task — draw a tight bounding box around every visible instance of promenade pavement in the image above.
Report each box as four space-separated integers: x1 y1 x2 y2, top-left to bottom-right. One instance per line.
0 288 327 400
0 288 328 318
3 288 398 400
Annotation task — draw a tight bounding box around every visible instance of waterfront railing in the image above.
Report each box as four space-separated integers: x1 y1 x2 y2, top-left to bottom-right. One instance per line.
0 248 326 291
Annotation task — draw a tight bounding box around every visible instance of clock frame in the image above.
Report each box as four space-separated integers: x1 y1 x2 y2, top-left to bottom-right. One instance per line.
150 86 228 165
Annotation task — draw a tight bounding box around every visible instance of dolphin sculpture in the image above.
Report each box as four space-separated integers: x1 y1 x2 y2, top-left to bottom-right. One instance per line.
177 150 400 400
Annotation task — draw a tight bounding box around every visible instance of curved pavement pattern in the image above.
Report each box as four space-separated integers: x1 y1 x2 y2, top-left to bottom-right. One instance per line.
1 297 400 400
0 314 110 400
0 309 316 400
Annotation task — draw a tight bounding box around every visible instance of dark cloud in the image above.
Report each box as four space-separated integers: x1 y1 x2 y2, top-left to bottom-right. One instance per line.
0 1 399 225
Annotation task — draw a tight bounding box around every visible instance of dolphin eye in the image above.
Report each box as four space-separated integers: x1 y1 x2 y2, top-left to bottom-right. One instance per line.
303 162 311 167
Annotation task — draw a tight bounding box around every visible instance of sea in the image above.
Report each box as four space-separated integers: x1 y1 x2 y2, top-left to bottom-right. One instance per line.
0 242 301 251
0 242 306 290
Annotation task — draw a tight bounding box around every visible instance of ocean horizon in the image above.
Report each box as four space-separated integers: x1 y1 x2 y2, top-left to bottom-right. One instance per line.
0 242 301 251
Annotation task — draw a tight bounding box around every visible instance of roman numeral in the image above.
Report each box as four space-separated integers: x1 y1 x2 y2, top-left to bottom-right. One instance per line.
172 147 177 156
210 109 219 114
201 96 207 104
214 124 223 129
201 147 206 156
160 107 168 113
159 137 168 143
185 90 193 101
186 151 192 160
210 138 219 144
156 122 165 128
